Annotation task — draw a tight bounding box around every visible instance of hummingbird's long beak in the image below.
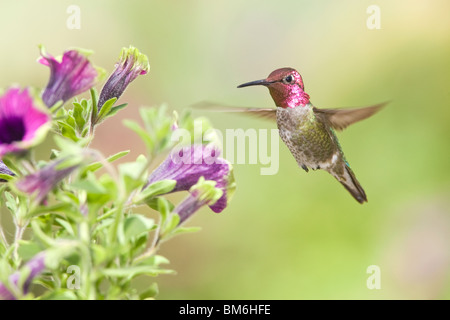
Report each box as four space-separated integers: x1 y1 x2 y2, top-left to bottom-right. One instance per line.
237 79 273 88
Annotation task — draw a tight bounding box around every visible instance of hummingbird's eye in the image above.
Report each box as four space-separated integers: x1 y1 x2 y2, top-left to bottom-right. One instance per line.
283 75 294 84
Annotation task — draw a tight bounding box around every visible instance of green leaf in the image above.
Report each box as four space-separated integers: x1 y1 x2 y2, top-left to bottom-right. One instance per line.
53 135 83 155
84 150 130 173
101 265 173 279
130 233 150 254
107 103 128 118
170 226 202 237
92 217 114 235
162 213 180 236
71 175 107 194
1 156 20 175
31 220 56 247
45 244 78 269
55 218 75 236
81 99 89 113
43 289 78 300
105 150 130 163
30 202 73 216
57 121 79 142
91 244 108 265
0 173 14 181
49 100 64 113
50 149 60 160
4 191 18 214
54 155 83 170
72 102 86 130
96 97 117 124
135 254 170 267
18 241 43 261
81 127 89 138
118 155 148 192
156 197 172 223
90 88 99 124
123 214 155 241
140 107 159 131
66 112 77 128
139 283 159 300
135 180 176 203
123 120 155 154
0 259 12 284
136 106 174 154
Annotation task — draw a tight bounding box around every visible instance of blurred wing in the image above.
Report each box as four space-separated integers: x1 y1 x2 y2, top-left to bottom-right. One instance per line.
191 101 276 121
313 102 388 131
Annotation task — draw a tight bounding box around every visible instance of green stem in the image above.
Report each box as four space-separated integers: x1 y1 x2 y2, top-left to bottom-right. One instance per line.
108 201 124 245
78 221 96 300
13 221 27 262
133 216 161 264
125 158 153 206
0 224 8 247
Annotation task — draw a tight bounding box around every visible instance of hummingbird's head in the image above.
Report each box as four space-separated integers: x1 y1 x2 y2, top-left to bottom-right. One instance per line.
237 67 310 109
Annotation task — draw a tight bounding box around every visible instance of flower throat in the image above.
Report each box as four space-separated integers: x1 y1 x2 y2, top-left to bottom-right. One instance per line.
0 116 25 144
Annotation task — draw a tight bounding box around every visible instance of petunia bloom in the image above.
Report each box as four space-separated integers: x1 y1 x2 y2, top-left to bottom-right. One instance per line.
146 144 235 213
0 252 46 300
0 160 14 182
174 177 224 224
16 160 78 204
39 47 98 108
97 46 150 111
0 88 50 157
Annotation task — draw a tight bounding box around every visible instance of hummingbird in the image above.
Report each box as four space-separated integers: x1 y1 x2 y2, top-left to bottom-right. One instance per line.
201 67 385 203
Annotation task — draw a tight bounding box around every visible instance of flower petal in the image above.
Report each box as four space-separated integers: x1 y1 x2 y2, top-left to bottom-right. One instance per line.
16 160 78 204
0 252 46 300
174 177 223 224
40 47 98 108
97 46 150 111
147 144 234 213
0 160 14 182
0 88 50 157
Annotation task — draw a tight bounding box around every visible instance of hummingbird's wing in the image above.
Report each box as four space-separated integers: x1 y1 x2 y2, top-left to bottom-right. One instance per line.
313 102 387 131
191 101 276 120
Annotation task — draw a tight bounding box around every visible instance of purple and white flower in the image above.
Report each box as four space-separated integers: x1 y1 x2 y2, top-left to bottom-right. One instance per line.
39 47 98 108
174 177 224 224
97 46 149 111
0 160 14 182
0 88 50 157
0 252 46 300
16 160 78 204
147 144 235 213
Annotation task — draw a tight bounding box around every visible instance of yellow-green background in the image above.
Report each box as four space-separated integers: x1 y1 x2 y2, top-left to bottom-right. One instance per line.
1 0 449 299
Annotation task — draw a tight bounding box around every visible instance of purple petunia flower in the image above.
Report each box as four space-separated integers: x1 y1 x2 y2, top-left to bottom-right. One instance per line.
97 46 150 111
0 160 14 182
16 160 78 204
147 144 235 213
0 252 46 300
39 47 98 108
0 88 50 157
174 177 224 224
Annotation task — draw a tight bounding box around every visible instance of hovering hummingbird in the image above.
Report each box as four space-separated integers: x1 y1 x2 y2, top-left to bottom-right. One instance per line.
200 67 385 203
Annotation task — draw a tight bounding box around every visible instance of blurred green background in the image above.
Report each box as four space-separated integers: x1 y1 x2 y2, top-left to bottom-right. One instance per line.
1 0 449 299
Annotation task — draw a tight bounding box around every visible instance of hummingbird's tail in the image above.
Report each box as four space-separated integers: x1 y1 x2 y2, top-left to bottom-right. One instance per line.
334 164 367 204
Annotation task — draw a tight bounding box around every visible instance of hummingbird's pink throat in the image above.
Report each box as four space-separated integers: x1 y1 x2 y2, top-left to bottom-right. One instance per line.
269 84 310 109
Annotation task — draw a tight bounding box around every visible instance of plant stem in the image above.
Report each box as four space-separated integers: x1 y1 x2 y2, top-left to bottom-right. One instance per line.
13 222 27 262
133 216 161 264
0 224 9 247
108 201 124 245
